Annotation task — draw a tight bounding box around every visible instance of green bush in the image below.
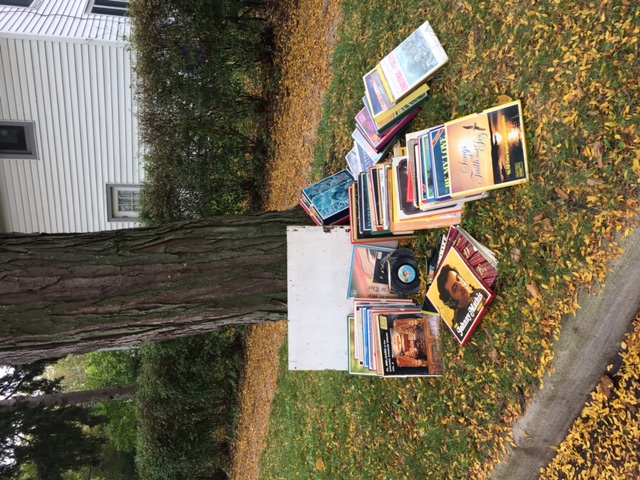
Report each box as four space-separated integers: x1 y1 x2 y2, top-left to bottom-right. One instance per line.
84 350 140 454
135 330 245 479
130 0 274 224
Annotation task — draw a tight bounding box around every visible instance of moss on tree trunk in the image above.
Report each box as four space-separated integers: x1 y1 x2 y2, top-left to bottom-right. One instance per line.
0 208 311 364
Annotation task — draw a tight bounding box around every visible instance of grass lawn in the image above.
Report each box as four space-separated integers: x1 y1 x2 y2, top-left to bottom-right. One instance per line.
234 0 640 478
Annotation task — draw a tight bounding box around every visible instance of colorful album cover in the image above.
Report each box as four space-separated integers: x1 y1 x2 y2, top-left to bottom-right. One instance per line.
301 169 355 223
444 226 499 290
369 83 430 130
419 132 436 203
391 156 461 220
374 310 445 376
444 100 529 197
356 103 421 152
357 173 372 234
345 146 361 177
378 20 449 102
347 245 398 299
428 126 451 200
387 156 462 233
363 68 393 117
356 103 387 142
348 315 377 376
426 247 495 346
348 184 415 245
369 166 383 230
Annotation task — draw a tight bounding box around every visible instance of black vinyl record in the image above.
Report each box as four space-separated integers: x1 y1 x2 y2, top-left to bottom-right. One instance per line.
388 248 422 295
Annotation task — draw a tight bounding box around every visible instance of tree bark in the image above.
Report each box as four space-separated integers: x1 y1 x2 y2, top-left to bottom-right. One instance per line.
0 208 311 364
0 384 136 412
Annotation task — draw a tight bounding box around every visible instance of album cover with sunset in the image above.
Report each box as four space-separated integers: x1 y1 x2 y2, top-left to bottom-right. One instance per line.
444 100 529 198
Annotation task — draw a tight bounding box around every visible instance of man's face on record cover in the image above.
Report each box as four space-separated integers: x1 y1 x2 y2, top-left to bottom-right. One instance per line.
444 269 472 308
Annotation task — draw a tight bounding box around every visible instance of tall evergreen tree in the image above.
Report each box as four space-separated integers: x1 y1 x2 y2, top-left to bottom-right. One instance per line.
0 362 105 479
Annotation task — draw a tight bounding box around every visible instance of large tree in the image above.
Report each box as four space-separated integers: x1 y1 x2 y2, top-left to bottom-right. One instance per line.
0 208 310 364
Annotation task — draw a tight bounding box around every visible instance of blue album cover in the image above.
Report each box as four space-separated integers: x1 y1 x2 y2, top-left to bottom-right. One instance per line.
429 126 451 199
302 169 355 220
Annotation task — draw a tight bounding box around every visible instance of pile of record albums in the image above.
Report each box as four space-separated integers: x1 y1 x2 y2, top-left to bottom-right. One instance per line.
299 19 529 377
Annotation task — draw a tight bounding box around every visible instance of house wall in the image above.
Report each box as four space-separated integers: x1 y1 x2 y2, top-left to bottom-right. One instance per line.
0 0 129 45
0 0 141 234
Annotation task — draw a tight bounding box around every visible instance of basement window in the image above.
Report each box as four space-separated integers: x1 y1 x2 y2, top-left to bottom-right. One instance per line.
0 121 38 160
87 0 129 16
106 184 141 222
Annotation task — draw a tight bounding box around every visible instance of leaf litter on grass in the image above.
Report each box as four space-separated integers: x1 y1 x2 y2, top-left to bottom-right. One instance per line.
229 0 342 478
262 0 342 211
234 0 640 478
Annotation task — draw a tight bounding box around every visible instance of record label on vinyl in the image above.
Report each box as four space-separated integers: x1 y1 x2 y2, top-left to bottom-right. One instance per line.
388 248 422 295
397 264 417 284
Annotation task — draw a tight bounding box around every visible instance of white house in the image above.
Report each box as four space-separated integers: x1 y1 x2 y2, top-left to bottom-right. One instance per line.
0 0 142 234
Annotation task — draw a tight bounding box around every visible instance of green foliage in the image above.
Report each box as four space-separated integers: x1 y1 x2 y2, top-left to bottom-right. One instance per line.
45 354 89 391
0 363 105 480
85 350 139 388
130 0 275 224
47 351 140 455
92 400 138 455
60 443 137 480
135 329 245 479
84 350 140 454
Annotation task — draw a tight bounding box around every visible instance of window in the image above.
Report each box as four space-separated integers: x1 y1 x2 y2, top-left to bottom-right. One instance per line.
87 0 129 16
106 184 141 222
0 121 38 160
0 0 35 7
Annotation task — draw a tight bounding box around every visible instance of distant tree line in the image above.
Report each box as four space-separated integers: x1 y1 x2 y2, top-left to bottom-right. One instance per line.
0 333 244 479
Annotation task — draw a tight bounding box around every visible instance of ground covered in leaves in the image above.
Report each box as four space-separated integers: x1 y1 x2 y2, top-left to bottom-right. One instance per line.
231 1 640 478
542 314 640 479
228 322 287 480
228 1 341 478
262 0 342 211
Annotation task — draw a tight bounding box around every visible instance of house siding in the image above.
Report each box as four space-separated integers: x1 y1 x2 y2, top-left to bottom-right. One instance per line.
0 0 129 45
0 0 141 234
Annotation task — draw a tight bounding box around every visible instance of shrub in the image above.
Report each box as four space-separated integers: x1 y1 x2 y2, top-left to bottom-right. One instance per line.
130 0 274 224
135 330 244 479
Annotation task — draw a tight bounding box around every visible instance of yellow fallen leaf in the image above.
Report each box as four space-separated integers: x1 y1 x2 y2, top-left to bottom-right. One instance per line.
587 178 604 186
527 282 541 298
555 187 570 201
593 140 605 168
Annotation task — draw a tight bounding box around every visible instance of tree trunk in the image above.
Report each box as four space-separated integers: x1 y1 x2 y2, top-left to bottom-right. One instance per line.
0 208 311 364
0 384 136 412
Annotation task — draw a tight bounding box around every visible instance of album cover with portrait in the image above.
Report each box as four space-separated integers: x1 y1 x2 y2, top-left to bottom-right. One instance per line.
426 247 495 346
